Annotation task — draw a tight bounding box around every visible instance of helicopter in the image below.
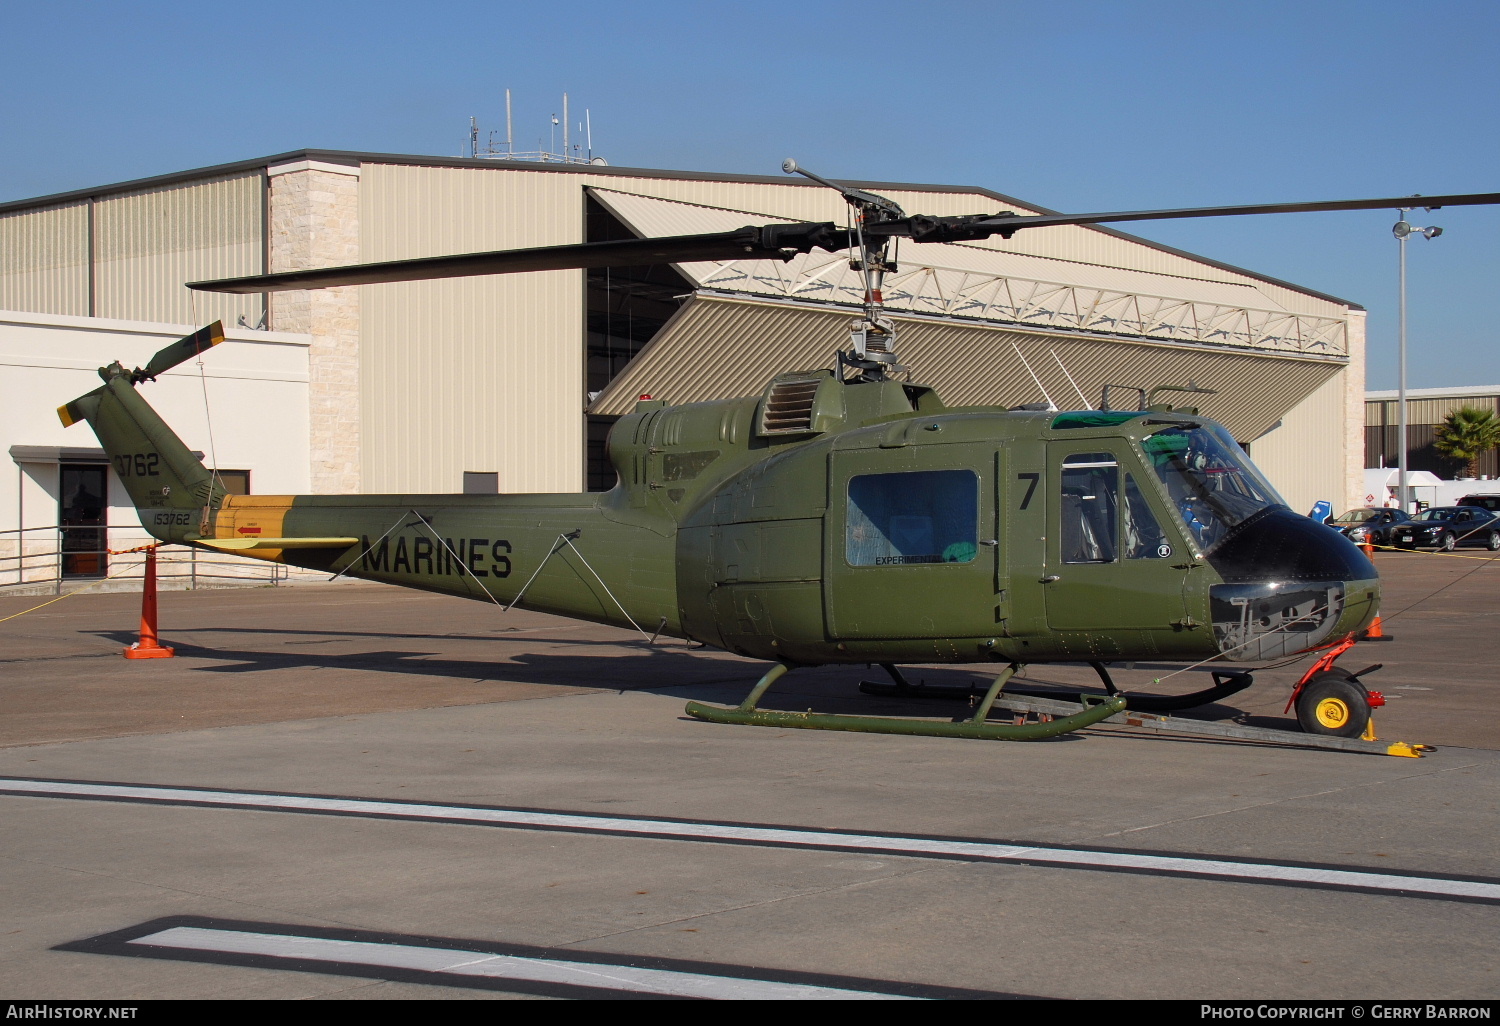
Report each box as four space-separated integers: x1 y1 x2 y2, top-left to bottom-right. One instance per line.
55 162 1500 743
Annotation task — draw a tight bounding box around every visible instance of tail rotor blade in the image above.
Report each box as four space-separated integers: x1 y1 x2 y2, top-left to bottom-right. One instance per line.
135 321 225 382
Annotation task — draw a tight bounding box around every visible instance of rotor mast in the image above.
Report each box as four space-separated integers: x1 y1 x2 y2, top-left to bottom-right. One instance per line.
781 159 906 381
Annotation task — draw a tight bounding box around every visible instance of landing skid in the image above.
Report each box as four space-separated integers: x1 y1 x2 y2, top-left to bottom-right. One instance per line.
857 661 1254 713
685 661 1125 741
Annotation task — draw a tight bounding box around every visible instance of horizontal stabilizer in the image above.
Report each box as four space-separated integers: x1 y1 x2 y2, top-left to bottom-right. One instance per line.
57 387 104 427
194 537 360 551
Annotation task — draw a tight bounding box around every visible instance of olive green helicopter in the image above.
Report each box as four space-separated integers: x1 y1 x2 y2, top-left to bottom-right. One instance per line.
58 163 1500 744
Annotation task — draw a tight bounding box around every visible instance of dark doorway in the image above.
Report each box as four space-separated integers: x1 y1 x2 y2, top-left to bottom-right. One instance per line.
585 195 693 491
59 463 108 578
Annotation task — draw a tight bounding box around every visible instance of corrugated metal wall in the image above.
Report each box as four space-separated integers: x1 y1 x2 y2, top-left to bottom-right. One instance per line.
1250 368 1350 515
593 295 1341 443
1364 394 1500 478
94 174 264 327
0 175 263 327
354 162 1355 494
1 157 1357 499
359 165 586 493
0 203 88 315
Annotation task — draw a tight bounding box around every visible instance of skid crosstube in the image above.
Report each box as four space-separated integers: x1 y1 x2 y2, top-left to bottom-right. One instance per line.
685 660 1126 741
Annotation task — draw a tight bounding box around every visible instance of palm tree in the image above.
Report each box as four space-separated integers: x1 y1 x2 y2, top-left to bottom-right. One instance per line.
1434 405 1500 479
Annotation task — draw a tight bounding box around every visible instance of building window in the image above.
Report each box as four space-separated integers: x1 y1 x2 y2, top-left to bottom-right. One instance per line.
214 470 251 495
463 472 499 494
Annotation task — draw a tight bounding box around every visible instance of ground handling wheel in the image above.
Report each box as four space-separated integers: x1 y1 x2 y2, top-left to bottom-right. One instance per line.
1295 670 1372 738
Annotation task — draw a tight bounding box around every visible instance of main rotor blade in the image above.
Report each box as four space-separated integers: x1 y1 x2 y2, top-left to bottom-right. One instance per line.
190 224 844 294
991 191 1500 231
874 192 1500 242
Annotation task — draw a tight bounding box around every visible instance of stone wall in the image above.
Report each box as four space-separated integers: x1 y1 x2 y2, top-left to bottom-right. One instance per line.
1343 310 1368 512
268 161 361 494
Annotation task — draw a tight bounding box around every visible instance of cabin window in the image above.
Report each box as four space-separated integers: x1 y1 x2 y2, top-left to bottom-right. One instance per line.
1060 453 1118 564
846 470 978 566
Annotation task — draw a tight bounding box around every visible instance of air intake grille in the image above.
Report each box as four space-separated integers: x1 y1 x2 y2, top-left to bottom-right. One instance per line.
760 377 822 434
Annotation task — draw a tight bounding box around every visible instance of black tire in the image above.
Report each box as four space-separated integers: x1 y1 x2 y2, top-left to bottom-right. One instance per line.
1441 532 1458 552
1488 532 1500 552
1296 672 1371 738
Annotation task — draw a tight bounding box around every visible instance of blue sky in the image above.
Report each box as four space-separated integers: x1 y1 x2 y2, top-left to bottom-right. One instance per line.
3 0 1495 388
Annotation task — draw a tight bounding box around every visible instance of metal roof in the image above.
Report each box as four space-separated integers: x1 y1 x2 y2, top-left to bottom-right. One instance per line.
1367 386 1500 400
0 148 1361 310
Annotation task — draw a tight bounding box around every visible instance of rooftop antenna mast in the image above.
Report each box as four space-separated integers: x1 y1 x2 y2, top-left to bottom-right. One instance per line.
505 89 513 156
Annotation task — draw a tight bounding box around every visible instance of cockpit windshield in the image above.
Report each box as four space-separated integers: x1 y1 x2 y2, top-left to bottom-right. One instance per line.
1141 425 1285 551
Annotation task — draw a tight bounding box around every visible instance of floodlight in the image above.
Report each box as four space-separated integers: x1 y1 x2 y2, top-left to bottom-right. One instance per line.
1392 221 1413 239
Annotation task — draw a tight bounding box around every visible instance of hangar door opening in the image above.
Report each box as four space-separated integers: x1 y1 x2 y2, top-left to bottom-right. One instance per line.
584 195 693 491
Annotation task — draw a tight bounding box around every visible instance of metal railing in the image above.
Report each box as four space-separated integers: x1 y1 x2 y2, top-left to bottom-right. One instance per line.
0 525 297 593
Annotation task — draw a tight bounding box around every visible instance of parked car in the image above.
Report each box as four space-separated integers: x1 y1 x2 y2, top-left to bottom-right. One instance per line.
1392 505 1500 551
1329 507 1411 547
1457 494 1500 512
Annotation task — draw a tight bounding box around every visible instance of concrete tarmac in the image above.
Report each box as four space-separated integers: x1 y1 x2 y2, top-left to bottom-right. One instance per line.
1 550 1497 1000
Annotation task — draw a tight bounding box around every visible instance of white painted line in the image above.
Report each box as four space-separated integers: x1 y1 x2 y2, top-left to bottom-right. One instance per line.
131 926 912 1000
5 778 1498 903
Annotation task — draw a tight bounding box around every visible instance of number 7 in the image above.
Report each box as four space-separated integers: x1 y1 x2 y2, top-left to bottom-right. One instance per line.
1017 472 1040 510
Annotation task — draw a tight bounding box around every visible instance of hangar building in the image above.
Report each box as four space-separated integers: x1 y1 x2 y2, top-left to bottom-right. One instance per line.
1366 385 1500 481
1 150 1366 572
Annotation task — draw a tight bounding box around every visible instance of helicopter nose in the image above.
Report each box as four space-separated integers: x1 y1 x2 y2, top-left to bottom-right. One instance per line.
1205 507 1379 661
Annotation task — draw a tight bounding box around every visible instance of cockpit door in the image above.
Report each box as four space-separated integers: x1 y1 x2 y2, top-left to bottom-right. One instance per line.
1043 443 1191 637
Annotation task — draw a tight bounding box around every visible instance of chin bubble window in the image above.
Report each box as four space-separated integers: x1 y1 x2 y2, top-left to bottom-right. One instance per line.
846 470 979 566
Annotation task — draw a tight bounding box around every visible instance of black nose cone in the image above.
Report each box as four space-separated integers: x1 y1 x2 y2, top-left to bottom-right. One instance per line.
1207 507 1377 583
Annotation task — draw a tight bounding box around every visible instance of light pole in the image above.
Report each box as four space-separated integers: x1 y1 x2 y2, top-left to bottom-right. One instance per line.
1393 211 1442 511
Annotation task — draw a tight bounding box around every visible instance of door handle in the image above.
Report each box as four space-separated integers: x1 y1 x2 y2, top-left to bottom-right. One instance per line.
1040 574 1061 583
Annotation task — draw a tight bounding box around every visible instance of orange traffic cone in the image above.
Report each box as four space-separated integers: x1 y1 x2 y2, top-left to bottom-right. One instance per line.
123 546 175 659
1361 615 1392 642
1361 541 1375 557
